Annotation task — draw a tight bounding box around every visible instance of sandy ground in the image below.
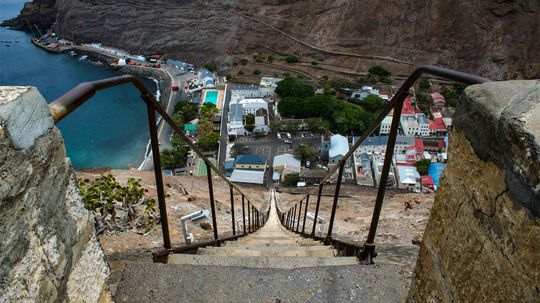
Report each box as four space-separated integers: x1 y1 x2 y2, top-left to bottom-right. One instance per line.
77 169 269 252
76 169 433 295
275 184 434 246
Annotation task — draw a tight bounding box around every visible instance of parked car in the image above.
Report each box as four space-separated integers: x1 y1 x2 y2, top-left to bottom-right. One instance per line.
286 133 292 139
284 140 292 144
277 133 282 140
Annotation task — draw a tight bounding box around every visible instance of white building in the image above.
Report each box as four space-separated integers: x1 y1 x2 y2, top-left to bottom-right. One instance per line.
353 135 415 155
260 77 283 88
400 113 430 137
328 134 349 165
396 166 421 191
380 116 393 135
239 98 267 115
230 169 265 185
371 153 396 187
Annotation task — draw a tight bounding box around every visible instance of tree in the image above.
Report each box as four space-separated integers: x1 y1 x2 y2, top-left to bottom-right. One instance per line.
160 147 187 169
246 113 255 125
172 111 184 127
419 78 431 91
328 78 355 89
361 95 385 113
253 69 261 75
231 143 249 157
197 120 214 137
175 102 197 122
254 130 266 138
275 77 315 98
201 102 218 120
240 59 248 66
368 65 391 77
285 54 300 63
414 159 431 175
244 124 255 133
197 132 220 151
283 173 300 187
269 120 283 132
204 62 217 72
171 133 185 148
306 117 323 132
294 144 319 164
267 55 274 62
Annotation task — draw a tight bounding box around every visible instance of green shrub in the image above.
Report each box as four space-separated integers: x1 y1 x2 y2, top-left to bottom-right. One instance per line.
283 173 300 186
78 174 158 232
238 70 244 75
286 54 300 63
253 69 261 75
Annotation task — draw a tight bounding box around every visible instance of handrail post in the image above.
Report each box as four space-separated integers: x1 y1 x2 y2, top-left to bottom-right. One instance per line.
286 210 290 229
302 194 310 235
144 99 171 249
292 204 297 232
363 91 407 263
296 200 303 232
206 162 219 242
247 201 252 233
326 161 345 239
229 186 236 236
311 184 324 237
242 195 246 234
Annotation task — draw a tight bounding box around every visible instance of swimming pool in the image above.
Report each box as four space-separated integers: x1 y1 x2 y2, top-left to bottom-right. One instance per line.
428 162 446 186
205 90 218 105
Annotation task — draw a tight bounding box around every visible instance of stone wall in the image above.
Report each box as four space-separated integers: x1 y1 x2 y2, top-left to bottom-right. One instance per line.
0 87 109 302
408 81 540 302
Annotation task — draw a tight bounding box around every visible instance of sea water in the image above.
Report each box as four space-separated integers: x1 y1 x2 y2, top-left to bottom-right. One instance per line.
0 1 155 169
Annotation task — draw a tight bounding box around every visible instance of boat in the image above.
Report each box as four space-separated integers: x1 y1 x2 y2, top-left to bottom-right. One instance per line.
78 55 88 61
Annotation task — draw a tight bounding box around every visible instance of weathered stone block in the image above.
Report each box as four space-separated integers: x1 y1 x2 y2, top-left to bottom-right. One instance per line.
408 81 540 302
0 87 109 302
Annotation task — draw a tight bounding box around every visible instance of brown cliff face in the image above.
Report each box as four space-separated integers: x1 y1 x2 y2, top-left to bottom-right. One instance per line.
52 0 539 79
1 0 56 30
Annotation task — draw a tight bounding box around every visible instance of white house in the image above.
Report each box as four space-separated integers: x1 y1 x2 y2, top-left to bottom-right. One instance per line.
396 165 421 191
229 169 265 185
380 116 393 135
328 134 349 165
239 98 267 115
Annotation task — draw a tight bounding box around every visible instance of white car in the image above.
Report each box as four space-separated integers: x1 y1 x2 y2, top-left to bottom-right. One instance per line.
277 133 282 140
286 133 292 139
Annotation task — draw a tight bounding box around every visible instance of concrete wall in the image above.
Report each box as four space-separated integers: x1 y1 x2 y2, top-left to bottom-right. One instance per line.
0 87 109 302
408 81 540 302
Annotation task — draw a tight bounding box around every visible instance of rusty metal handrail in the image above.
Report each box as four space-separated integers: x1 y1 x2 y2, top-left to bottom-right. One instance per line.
49 75 267 249
279 65 490 263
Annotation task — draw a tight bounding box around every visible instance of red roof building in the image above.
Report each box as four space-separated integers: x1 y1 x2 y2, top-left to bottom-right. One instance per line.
421 175 435 191
429 118 448 136
431 92 447 107
402 96 415 116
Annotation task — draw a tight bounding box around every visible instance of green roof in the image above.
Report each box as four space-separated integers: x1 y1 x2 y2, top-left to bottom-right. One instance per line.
184 124 198 132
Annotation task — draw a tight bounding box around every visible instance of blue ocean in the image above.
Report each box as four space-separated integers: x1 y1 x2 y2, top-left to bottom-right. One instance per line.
0 0 154 169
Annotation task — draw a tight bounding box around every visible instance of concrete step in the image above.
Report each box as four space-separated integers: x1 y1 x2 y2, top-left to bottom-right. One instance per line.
197 247 334 257
167 254 360 269
115 262 410 302
207 244 333 253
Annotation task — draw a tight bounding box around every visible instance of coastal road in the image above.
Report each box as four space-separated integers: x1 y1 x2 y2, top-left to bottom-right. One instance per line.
141 66 192 171
217 82 232 170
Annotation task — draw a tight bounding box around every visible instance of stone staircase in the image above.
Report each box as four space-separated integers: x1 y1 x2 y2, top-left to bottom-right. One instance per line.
114 190 411 302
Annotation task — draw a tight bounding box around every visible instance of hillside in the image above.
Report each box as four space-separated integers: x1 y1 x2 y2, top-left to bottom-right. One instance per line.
49 0 540 80
4 0 539 79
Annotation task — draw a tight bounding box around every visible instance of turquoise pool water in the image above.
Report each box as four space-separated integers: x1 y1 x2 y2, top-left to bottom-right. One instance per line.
205 90 218 105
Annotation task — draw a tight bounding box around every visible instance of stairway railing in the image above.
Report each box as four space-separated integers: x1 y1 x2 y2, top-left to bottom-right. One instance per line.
48 75 269 258
277 65 490 264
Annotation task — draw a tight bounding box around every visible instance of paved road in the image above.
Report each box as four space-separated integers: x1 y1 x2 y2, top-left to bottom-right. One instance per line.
141 67 192 171
217 82 232 170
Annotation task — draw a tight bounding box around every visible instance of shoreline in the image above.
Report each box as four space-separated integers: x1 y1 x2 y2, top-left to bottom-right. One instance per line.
30 38 177 171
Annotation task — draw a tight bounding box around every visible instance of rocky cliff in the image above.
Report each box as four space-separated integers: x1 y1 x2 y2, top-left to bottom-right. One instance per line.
408 80 540 302
51 0 539 80
1 0 56 30
0 87 109 302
